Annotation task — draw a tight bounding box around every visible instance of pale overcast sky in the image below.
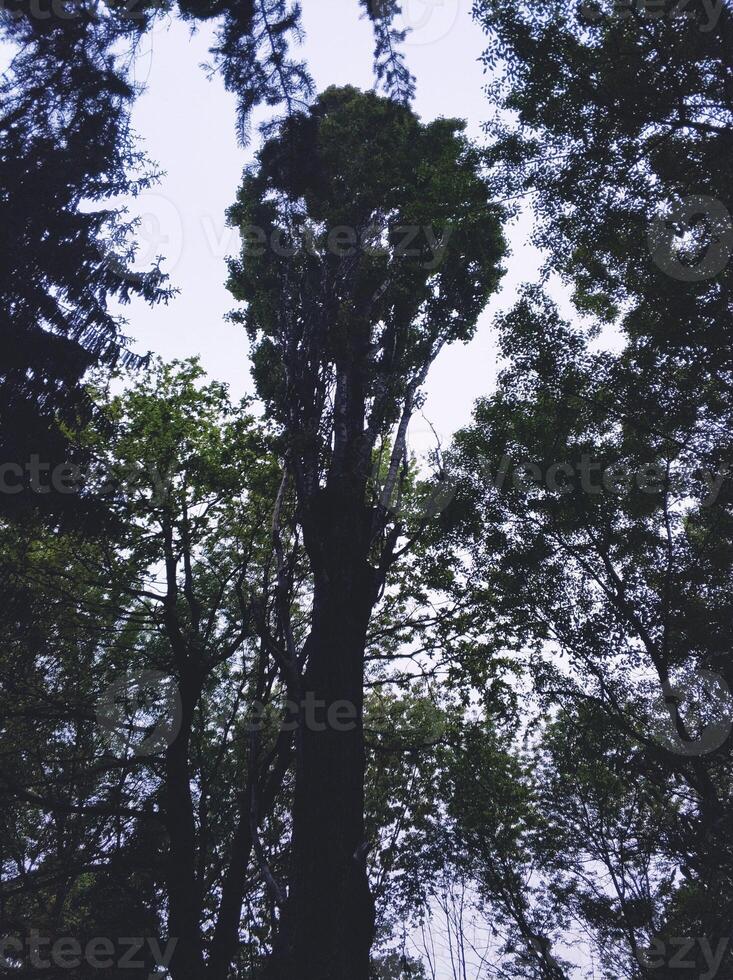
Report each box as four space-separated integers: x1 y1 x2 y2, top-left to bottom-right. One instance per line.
119 0 548 458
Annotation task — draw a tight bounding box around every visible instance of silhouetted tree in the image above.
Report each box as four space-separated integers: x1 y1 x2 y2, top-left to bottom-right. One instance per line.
227 85 506 979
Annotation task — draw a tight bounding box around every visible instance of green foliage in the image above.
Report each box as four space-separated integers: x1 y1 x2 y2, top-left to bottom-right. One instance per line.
228 85 505 427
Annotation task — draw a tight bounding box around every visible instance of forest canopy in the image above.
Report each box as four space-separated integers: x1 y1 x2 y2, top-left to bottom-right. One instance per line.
1 1 732 979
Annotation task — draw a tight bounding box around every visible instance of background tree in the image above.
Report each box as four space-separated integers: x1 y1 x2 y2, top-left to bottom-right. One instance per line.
436 287 733 976
416 3 733 971
1 360 293 980
1 358 464 978
0 2 171 507
473 0 733 517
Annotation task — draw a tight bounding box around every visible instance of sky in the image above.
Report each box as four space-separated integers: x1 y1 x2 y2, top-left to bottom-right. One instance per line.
117 0 549 460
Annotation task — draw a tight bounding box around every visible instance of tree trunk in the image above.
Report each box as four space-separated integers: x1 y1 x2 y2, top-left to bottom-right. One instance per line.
269 502 377 979
165 680 207 980
207 727 293 980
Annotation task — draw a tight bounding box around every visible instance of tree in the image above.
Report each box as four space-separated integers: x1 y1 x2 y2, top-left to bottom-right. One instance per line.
439 287 733 975
473 0 733 494
227 85 506 978
0 3 171 508
1 357 484 979
449 4 733 969
0 360 295 980
475 0 733 326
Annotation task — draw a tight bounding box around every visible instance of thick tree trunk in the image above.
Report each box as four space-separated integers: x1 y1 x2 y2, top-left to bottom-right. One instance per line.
269 504 377 979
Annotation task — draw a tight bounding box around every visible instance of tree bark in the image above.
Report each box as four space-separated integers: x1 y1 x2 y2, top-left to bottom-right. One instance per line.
165 678 207 980
207 726 293 980
269 495 377 979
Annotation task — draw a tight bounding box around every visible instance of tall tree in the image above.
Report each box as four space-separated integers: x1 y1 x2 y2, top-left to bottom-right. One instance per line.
227 85 506 978
457 4 733 967
473 0 733 473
